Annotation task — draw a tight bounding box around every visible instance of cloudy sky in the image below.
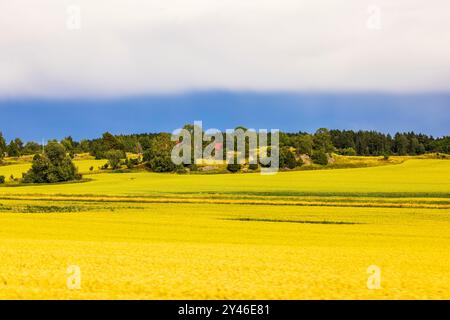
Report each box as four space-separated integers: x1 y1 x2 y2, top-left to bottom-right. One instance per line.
0 1 449 139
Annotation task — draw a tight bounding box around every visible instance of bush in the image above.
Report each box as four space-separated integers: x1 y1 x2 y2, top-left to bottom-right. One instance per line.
296 157 304 167
227 163 242 173
340 147 357 156
311 151 329 165
248 163 259 170
149 156 175 172
175 165 187 174
126 158 140 169
93 152 104 160
0 175 5 184
89 166 94 171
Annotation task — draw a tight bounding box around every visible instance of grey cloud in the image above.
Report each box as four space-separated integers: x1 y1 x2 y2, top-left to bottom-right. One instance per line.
1 0 450 97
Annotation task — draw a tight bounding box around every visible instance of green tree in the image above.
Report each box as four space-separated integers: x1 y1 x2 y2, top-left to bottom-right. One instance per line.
105 150 125 170
0 132 6 160
22 142 41 155
22 142 81 183
293 134 313 155
148 155 175 172
79 139 91 153
89 132 123 159
14 138 24 151
278 132 291 148
313 128 334 153
409 137 425 155
394 133 409 155
340 147 357 156
45 141 66 164
280 147 297 169
143 134 174 162
312 150 328 165
61 136 75 152
102 132 120 150
7 138 23 157
416 143 426 155
330 129 356 150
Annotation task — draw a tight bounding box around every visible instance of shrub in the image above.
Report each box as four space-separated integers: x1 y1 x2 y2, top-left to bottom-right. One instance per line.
311 151 329 165
0 175 5 184
188 164 198 172
149 156 175 172
126 158 140 169
296 157 304 167
227 163 241 173
93 152 104 160
248 163 259 170
340 147 357 156
175 165 187 174
89 166 94 171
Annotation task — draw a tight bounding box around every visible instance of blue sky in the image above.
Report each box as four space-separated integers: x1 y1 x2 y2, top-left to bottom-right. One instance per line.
1 92 449 142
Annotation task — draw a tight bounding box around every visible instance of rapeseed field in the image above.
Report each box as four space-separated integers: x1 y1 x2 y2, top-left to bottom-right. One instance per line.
0 159 449 299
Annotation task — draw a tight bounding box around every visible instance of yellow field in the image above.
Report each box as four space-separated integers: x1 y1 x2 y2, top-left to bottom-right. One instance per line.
0 159 449 299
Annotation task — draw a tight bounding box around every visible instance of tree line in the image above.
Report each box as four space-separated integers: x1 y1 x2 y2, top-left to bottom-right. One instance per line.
1 129 449 159
0 128 449 181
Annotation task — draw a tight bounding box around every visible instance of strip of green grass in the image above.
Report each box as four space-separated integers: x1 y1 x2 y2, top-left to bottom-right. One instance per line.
224 217 362 225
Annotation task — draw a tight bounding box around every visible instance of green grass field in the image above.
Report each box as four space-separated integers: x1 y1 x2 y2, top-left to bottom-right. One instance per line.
0 159 107 181
0 159 449 299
